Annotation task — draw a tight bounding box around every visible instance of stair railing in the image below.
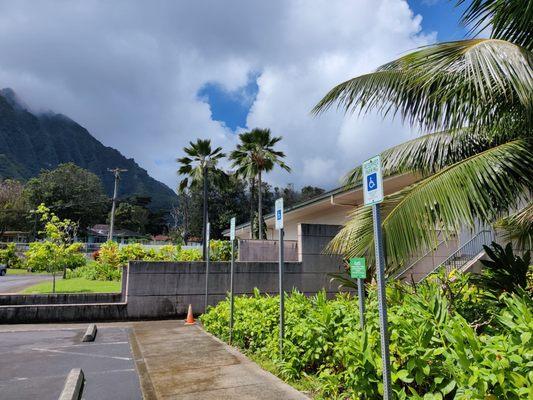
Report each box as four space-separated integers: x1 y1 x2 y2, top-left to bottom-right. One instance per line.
392 238 448 280
421 229 493 280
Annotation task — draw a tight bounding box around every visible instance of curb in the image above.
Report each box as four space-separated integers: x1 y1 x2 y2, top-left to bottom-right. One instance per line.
82 324 97 342
58 368 84 400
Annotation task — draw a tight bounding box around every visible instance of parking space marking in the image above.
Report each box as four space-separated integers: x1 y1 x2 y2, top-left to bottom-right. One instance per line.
35 341 129 349
31 347 132 361
0 368 137 384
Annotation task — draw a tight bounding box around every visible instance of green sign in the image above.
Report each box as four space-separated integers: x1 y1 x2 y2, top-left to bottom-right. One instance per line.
349 258 366 279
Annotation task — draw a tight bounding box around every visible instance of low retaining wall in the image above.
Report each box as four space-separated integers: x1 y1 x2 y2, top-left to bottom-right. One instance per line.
1 302 128 323
0 292 122 306
0 223 344 323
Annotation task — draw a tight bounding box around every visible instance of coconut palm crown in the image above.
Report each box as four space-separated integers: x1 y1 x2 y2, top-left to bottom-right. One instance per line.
177 139 226 259
313 0 533 274
229 128 291 240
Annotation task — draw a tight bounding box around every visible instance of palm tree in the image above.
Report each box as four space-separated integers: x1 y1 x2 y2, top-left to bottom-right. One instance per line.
177 139 225 259
313 0 533 274
230 129 291 240
229 131 259 239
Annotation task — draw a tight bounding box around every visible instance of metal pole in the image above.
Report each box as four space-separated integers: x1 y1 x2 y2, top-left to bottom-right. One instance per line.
357 278 365 329
204 223 210 312
107 168 127 241
229 238 235 344
278 228 285 358
108 172 119 241
372 204 392 399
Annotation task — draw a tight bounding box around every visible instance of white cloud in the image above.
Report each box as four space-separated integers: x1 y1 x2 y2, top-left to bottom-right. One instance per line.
0 0 434 190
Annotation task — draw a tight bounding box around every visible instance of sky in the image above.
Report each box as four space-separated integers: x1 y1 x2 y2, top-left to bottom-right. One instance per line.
0 0 470 191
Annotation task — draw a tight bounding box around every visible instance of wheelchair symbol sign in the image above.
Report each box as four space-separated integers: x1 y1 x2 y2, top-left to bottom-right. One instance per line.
362 156 383 205
367 173 377 192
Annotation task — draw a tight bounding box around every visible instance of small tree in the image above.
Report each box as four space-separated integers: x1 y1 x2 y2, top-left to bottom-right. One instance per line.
26 204 83 292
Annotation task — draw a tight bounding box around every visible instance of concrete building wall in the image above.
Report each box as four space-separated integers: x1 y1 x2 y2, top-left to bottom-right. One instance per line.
238 239 299 262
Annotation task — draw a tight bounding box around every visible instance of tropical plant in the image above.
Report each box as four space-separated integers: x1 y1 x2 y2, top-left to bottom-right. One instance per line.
495 203 533 250
201 284 533 399
229 129 290 240
177 139 226 259
471 241 531 295
25 204 85 291
313 0 533 274
0 243 22 269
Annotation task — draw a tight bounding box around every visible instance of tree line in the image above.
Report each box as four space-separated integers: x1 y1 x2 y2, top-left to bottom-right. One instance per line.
0 163 168 240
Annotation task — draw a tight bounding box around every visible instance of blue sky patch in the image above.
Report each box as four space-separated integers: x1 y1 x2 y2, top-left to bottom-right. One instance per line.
198 72 259 131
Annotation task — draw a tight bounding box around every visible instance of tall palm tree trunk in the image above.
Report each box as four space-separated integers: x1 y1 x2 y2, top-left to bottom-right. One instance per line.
202 166 208 260
258 171 263 240
249 177 255 239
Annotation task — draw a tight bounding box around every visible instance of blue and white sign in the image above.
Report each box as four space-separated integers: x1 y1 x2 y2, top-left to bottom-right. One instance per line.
206 222 210 242
362 155 384 206
230 217 236 240
275 198 284 230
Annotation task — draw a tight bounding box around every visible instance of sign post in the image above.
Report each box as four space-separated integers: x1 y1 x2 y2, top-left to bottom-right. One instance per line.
229 217 236 344
363 155 391 400
349 257 366 329
204 222 210 312
275 198 284 359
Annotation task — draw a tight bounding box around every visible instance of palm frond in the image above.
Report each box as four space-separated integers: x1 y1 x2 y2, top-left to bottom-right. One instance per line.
328 139 533 273
313 39 532 132
495 202 533 250
458 0 533 50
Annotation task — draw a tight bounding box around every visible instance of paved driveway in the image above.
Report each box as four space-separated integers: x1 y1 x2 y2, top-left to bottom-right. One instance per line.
0 274 53 293
0 326 142 399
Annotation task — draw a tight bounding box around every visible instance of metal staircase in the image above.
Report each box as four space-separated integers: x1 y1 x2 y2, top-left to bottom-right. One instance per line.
392 238 447 280
420 230 494 281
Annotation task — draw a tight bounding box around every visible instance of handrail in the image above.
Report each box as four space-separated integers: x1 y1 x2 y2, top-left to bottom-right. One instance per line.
392 237 448 280
421 229 493 280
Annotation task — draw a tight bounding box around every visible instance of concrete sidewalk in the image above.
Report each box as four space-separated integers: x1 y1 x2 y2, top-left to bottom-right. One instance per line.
130 320 309 400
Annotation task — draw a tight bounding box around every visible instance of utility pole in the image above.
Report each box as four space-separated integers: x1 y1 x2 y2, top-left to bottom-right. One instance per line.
108 168 127 241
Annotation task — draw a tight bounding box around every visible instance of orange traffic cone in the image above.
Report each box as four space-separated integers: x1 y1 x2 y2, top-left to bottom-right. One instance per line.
185 304 195 325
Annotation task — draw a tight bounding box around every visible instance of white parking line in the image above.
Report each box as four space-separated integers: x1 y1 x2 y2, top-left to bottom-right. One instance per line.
31 347 132 361
39 341 128 349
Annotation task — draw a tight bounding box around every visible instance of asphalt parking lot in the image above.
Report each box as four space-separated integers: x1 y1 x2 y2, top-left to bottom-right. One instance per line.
0 326 142 399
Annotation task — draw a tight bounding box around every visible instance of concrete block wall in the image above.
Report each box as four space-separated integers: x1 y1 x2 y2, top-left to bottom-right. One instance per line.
125 223 345 318
0 223 346 323
238 239 299 262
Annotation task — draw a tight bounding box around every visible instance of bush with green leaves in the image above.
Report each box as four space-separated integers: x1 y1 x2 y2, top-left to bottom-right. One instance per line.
24 241 86 273
201 282 533 399
0 243 22 268
66 261 121 281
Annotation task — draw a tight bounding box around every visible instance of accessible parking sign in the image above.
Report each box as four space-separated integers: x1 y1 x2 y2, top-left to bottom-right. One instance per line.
362 155 384 206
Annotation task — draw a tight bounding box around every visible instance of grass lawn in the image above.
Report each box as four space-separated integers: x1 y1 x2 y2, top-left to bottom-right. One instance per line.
22 278 121 294
6 268 33 275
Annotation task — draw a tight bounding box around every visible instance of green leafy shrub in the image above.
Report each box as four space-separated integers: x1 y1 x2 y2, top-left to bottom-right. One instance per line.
472 242 531 295
209 240 234 261
24 241 86 272
201 282 533 399
67 261 121 281
178 248 202 261
0 243 22 268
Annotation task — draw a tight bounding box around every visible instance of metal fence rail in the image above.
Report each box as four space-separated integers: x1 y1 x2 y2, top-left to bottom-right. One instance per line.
421 230 494 280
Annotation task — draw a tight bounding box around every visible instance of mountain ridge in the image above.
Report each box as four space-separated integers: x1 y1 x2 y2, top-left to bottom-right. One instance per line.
0 88 177 211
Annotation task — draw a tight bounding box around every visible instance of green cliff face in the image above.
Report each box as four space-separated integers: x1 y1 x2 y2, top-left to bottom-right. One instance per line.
0 88 177 211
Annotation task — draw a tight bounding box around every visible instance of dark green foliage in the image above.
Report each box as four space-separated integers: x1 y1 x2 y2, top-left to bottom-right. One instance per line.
25 163 109 231
0 89 177 211
0 179 31 238
472 242 531 295
201 283 533 399
110 202 150 234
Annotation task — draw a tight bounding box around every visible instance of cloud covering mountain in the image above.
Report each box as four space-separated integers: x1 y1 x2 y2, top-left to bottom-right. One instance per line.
0 0 434 189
